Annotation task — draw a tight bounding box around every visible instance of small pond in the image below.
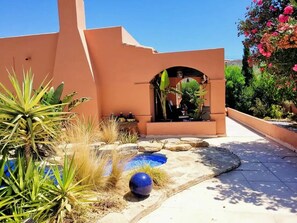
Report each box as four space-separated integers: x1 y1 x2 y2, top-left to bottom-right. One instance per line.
124 153 167 171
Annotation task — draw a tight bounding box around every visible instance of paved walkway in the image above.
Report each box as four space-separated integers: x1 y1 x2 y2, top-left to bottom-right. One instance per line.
139 117 297 223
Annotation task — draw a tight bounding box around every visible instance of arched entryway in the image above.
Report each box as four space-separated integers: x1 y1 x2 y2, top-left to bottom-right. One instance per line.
150 66 210 122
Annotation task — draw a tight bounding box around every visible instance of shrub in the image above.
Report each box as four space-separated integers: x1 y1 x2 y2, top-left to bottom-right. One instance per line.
0 154 90 223
250 98 269 118
270 104 284 119
129 165 170 189
225 65 245 109
0 70 70 163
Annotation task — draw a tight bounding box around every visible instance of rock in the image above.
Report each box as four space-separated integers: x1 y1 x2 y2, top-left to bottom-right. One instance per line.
160 138 181 144
138 141 163 152
180 137 202 142
196 141 210 147
90 142 106 149
117 143 139 156
96 144 118 156
180 137 209 147
164 143 192 151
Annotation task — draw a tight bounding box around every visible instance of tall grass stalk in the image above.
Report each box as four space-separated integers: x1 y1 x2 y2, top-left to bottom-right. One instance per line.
99 119 119 144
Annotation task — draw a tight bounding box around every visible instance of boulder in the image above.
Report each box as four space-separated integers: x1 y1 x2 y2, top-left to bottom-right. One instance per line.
164 143 192 151
138 141 163 153
180 137 209 147
90 142 106 149
117 143 139 156
160 138 181 144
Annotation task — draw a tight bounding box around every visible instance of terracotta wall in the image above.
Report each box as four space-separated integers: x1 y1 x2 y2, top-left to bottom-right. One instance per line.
0 0 226 136
228 108 297 151
0 34 58 87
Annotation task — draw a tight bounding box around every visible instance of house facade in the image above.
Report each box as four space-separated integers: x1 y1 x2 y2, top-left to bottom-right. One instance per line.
0 0 226 136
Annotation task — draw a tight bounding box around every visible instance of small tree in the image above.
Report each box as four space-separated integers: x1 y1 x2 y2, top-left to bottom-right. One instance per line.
242 45 253 85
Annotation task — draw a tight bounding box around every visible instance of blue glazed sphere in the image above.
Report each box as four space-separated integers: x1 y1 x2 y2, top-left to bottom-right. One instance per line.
129 172 153 197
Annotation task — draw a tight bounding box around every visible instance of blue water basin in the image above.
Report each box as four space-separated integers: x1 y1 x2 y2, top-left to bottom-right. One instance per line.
105 153 167 176
125 153 167 171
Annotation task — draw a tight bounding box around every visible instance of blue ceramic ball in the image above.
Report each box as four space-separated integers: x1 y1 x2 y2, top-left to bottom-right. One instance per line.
129 172 153 197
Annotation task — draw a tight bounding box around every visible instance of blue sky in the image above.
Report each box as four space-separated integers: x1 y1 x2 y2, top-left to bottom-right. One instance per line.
0 0 251 59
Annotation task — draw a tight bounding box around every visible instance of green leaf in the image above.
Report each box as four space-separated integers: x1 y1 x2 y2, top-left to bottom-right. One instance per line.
51 82 64 105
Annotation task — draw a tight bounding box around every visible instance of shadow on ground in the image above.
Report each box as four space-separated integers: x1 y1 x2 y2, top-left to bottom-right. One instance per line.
204 139 297 213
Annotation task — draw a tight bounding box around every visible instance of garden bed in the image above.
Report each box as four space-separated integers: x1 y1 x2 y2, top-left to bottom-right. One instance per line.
227 108 297 151
98 145 240 223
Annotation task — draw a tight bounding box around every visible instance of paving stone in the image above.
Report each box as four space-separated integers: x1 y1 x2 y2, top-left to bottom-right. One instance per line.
180 137 209 147
160 138 181 144
164 143 192 151
138 141 163 152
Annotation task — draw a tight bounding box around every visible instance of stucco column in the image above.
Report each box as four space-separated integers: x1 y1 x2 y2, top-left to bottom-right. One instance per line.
210 79 226 135
53 0 100 119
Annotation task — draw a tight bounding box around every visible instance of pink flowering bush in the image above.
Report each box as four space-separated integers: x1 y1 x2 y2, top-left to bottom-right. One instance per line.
238 0 297 104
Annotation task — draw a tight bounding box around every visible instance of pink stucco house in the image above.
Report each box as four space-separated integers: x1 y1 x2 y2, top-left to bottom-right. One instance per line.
0 0 226 136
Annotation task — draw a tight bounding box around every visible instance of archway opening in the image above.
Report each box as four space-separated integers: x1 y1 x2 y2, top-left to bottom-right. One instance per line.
150 66 209 122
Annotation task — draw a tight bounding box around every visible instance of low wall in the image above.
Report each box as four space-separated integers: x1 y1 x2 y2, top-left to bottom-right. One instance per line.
146 121 217 136
227 108 297 151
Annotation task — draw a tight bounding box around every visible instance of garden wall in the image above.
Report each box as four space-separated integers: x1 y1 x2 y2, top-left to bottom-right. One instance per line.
227 108 297 151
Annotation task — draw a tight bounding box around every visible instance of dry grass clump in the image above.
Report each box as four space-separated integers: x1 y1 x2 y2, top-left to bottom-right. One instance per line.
98 119 119 144
130 165 170 189
119 132 138 144
105 150 134 190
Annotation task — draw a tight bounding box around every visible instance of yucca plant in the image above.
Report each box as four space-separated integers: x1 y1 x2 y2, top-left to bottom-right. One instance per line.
0 70 70 163
0 154 91 223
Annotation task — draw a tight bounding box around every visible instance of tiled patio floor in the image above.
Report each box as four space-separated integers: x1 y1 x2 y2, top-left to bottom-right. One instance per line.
139 117 297 223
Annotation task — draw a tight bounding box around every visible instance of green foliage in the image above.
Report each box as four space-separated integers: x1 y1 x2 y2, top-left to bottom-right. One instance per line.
242 45 253 84
225 65 245 109
250 98 269 118
0 154 90 223
270 104 284 119
0 70 70 162
41 82 90 112
157 70 182 120
238 0 297 104
189 85 207 120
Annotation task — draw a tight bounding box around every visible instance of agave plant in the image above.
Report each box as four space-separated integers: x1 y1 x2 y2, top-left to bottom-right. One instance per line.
0 154 90 223
0 70 70 163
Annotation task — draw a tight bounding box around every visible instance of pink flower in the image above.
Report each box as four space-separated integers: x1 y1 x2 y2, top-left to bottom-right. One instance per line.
272 32 279 36
278 14 289 23
257 0 263 5
260 67 265 72
268 63 273 68
244 31 249 37
270 6 277 11
265 52 272 58
293 64 297 72
253 0 257 3
284 5 294 15
251 29 258 34
266 21 273 27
